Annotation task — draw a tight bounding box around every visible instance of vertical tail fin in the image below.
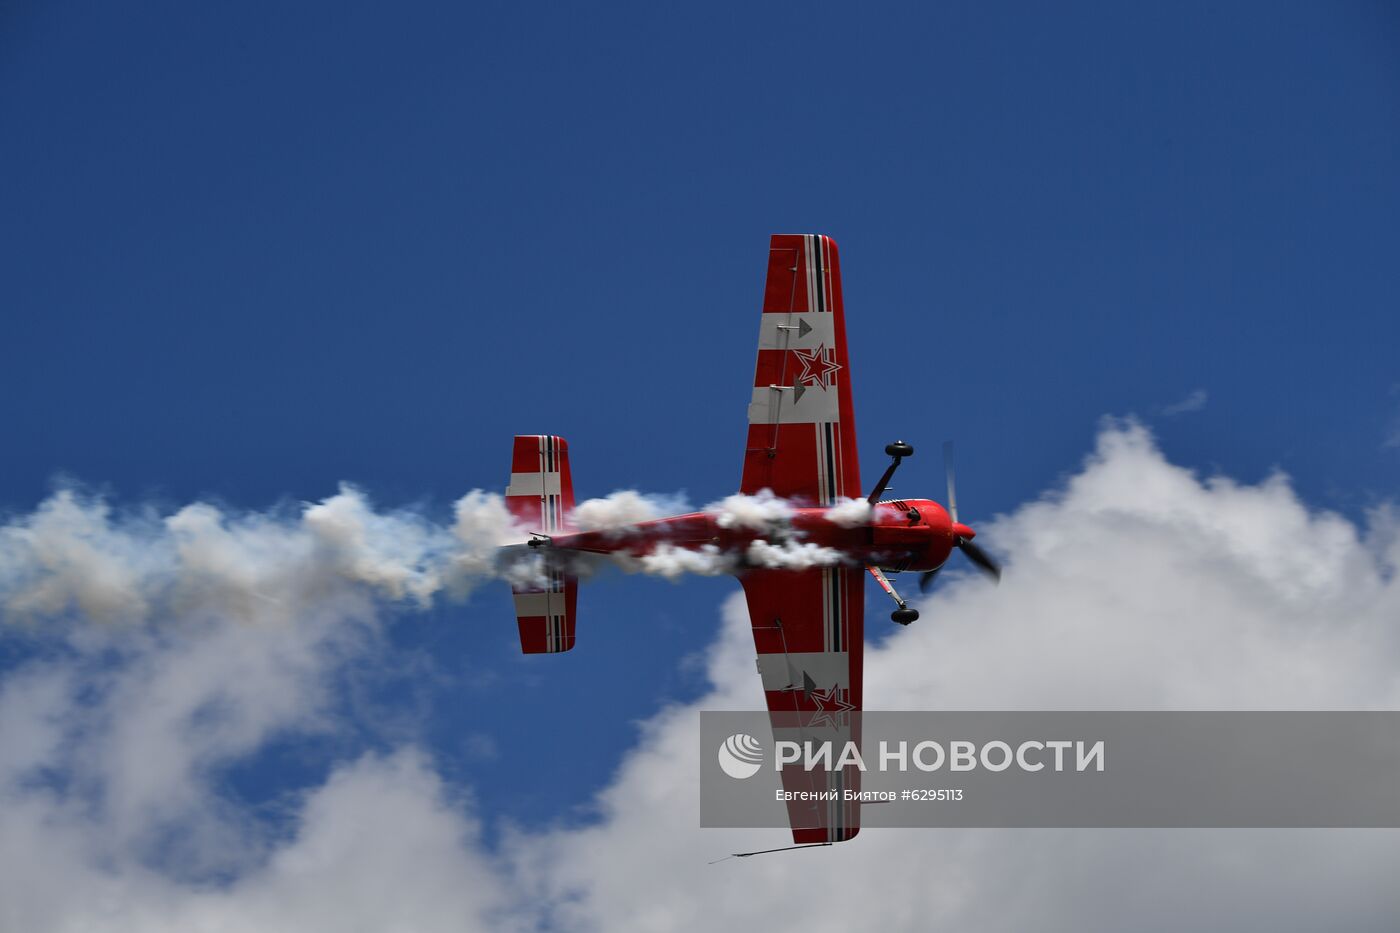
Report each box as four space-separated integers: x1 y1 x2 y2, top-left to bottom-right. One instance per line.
506 435 578 653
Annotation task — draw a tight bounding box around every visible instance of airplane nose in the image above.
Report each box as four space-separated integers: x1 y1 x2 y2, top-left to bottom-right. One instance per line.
951 522 975 541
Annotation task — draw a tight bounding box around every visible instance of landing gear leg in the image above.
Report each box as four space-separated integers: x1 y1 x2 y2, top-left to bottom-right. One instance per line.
864 440 914 504
865 565 919 625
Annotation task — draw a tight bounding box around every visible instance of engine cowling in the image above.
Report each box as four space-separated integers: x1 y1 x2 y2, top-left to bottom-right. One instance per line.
870 498 955 572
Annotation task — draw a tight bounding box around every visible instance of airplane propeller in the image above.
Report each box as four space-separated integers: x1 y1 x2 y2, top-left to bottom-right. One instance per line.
955 538 1002 581
920 441 1002 592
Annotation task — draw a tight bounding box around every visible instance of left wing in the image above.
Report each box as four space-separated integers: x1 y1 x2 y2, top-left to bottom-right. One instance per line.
740 234 861 505
740 565 864 843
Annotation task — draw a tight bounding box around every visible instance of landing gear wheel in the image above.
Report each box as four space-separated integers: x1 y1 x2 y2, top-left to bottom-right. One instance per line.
885 441 914 458
891 608 919 625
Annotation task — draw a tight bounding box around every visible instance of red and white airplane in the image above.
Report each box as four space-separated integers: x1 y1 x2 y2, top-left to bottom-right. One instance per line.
502 234 999 846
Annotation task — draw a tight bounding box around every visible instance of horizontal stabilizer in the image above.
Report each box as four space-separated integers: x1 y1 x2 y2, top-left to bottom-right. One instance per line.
512 572 577 654
506 435 575 534
506 435 578 653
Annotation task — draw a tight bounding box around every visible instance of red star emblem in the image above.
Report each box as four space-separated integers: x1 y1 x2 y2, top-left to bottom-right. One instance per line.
792 344 842 388
809 683 855 729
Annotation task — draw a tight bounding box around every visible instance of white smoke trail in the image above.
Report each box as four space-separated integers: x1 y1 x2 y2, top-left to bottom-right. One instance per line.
445 490 528 594
302 490 453 607
618 539 848 581
636 543 732 580
824 497 872 527
710 489 792 532
746 539 847 570
0 487 866 623
0 486 526 624
617 491 854 578
570 491 691 533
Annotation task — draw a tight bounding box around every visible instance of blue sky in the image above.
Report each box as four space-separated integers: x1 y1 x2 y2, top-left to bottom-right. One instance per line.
3 0 1400 883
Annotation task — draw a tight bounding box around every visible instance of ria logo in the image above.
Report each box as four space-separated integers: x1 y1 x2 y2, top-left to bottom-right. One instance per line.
718 733 765 779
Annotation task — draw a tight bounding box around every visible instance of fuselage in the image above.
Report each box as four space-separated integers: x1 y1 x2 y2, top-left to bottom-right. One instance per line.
546 498 975 574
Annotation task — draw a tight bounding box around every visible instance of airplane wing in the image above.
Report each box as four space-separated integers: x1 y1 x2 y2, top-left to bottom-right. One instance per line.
741 234 862 505
740 566 864 843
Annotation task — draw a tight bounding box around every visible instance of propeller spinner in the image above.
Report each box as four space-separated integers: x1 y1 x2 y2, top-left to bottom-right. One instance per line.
920 441 1002 592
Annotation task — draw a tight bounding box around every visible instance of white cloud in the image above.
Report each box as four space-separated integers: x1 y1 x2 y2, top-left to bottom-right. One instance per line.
0 748 521 933
1384 385 1400 449
1160 388 1208 416
192 750 519 933
3 421 1400 930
